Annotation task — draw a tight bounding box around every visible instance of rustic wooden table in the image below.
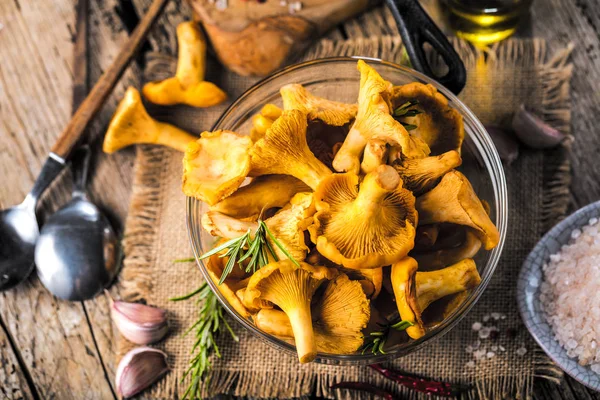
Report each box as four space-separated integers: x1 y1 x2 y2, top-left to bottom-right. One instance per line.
0 0 598 399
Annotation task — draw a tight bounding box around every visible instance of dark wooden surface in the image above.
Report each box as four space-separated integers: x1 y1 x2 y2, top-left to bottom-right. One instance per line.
0 0 598 399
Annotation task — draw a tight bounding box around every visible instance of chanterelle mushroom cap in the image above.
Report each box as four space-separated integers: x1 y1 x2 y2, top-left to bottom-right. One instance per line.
332 60 430 174
390 257 425 339
243 260 338 363
415 258 481 311
416 171 500 250
182 130 252 205
412 228 482 270
310 165 417 270
254 273 370 354
249 110 333 190
393 150 462 195
391 82 464 155
103 87 196 153
142 22 227 108
210 175 310 219
202 193 315 262
280 84 357 126
206 253 250 319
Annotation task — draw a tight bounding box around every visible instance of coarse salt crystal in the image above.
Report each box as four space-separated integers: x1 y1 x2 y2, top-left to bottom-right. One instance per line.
288 1 302 13
491 312 501 320
487 351 496 358
499 345 506 352
472 322 482 331
516 347 527 356
465 345 473 353
473 349 487 360
466 361 475 368
479 327 491 339
483 315 490 322
491 345 498 351
589 218 598 226
571 229 582 239
591 364 600 374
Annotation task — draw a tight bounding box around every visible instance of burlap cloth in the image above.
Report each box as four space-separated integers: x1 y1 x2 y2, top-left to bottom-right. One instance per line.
117 16 574 400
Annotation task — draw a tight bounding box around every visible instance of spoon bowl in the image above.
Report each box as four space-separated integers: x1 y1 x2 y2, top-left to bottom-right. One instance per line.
35 197 118 300
35 146 119 301
0 202 39 290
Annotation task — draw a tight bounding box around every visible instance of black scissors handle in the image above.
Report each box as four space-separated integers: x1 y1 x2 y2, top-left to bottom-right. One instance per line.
385 0 467 95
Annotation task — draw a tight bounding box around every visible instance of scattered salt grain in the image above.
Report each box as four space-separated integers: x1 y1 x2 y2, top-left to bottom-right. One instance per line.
473 349 487 360
466 361 475 368
516 347 527 356
499 345 506 352
491 345 498 352
478 327 491 339
472 340 481 350
288 1 302 13
215 0 228 10
472 322 482 331
540 218 600 371
465 345 473 353
483 315 490 322
279 0 288 5
491 312 501 320
486 351 496 359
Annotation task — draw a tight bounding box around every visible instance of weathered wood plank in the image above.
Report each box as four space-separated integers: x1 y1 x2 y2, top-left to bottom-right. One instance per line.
0 322 35 399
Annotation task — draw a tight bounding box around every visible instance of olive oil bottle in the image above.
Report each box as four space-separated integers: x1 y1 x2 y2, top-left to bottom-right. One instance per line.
443 0 533 46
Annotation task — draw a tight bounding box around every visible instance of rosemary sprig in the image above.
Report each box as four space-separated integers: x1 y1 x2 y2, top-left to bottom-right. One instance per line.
361 319 414 355
198 219 299 285
170 282 238 399
393 100 422 131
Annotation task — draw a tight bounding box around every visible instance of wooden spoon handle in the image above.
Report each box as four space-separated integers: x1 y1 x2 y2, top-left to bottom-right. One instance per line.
51 0 170 160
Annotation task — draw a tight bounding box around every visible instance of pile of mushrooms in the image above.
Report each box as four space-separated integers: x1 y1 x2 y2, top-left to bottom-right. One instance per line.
182 60 500 363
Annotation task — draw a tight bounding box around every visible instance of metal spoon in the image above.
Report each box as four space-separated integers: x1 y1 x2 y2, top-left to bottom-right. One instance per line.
35 146 119 300
0 0 169 291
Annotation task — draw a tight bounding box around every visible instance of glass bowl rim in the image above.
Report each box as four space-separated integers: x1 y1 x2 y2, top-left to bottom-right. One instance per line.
186 56 508 364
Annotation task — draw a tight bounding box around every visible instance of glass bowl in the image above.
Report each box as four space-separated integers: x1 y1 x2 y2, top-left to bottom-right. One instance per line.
187 57 508 365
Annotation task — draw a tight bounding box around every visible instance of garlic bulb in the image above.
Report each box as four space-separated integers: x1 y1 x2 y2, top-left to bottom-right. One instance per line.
111 299 168 345
115 347 169 398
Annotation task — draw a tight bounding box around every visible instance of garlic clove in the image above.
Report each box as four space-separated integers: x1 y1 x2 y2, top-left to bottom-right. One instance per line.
116 347 169 398
512 104 569 149
486 125 519 165
111 299 168 345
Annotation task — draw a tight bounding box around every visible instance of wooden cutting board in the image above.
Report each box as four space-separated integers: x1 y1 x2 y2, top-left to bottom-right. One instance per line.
189 0 378 76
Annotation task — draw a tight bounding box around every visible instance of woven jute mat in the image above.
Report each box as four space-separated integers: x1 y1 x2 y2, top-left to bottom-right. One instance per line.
117 29 573 399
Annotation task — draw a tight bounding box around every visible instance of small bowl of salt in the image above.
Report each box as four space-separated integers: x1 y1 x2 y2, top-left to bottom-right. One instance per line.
518 200 600 391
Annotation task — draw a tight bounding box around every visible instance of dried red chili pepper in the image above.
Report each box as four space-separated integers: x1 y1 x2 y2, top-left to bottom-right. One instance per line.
369 364 469 397
330 382 395 400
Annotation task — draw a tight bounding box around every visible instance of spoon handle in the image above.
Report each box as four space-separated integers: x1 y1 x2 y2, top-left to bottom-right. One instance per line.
50 0 170 161
71 145 92 198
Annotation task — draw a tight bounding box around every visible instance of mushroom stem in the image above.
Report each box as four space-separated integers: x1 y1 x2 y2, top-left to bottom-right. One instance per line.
354 165 400 210
255 309 294 338
175 22 205 86
156 122 197 152
415 259 481 311
361 139 388 174
285 301 317 363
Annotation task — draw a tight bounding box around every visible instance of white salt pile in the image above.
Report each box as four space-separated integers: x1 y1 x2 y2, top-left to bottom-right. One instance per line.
540 217 600 372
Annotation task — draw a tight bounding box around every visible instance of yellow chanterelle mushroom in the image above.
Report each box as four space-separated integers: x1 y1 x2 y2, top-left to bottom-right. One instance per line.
310 165 417 269
142 21 226 108
202 193 314 262
391 257 481 340
393 150 462 195
254 273 370 354
103 87 196 153
243 260 338 363
391 82 464 155
332 60 430 174
205 253 251 319
280 84 357 126
249 110 332 190
416 170 500 250
210 175 310 219
182 130 252 205
250 104 283 142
